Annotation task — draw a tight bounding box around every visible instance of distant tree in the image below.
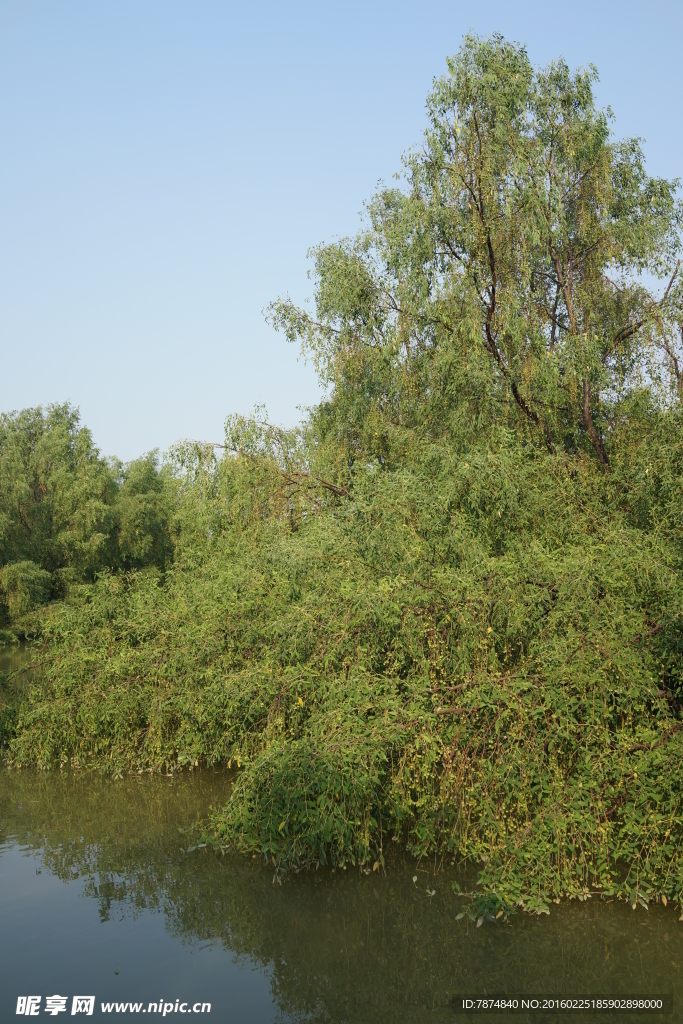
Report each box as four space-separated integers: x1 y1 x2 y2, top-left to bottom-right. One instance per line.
114 452 175 572
0 561 52 624
0 405 175 624
0 404 117 580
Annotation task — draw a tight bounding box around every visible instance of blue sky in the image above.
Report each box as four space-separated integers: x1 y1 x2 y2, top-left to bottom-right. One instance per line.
1 0 681 460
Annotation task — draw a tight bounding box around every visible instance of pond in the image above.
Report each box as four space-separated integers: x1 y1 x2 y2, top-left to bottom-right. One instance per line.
0 760 679 1023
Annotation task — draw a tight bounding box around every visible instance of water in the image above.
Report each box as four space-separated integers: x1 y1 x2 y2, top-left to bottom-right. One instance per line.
0 764 679 1024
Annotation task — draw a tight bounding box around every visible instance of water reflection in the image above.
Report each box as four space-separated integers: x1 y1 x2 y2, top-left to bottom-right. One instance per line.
0 768 679 1022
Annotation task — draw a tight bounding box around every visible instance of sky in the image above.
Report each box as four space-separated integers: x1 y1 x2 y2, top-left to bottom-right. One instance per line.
1 1 682 461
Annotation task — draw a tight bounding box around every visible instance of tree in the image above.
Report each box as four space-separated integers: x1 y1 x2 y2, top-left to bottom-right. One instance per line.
0 404 118 580
0 405 175 625
114 452 175 572
270 34 682 473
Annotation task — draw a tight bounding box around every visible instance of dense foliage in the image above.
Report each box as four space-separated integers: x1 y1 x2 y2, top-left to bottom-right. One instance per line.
0 403 174 632
4 36 683 912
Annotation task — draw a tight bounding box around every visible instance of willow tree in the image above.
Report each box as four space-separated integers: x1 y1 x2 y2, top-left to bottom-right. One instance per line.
271 35 682 473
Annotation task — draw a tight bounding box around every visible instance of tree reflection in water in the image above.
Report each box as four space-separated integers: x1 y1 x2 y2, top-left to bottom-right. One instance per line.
0 768 679 1023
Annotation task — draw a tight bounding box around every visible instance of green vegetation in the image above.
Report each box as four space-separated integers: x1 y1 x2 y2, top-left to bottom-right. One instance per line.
0 403 174 633
4 35 683 912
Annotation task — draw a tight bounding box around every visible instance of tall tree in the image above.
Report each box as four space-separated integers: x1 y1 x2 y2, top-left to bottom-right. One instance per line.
270 34 682 472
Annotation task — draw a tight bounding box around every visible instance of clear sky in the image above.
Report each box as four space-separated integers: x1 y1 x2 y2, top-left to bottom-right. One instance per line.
1 0 681 461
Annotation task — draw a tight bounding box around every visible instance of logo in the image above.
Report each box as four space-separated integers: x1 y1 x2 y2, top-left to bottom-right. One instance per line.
16 997 95 1016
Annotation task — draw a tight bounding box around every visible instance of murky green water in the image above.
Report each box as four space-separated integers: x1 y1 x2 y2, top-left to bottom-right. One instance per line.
0 644 680 1022
0 767 679 1023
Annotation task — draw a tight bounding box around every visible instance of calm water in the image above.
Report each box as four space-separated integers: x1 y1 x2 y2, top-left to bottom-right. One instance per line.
0 768 679 1023
0 647 679 1022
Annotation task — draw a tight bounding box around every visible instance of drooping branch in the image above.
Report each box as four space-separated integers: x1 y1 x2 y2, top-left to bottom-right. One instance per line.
16 500 33 535
659 327 682 393
602 262 680 365
601 319 645 365
214 434 351 500
549 283 560 351
549 240 609 470
282 471 350 499
480 228 553 446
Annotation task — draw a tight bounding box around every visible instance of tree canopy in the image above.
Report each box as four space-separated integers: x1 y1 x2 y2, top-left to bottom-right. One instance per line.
271 34 682 473
0 403 174 627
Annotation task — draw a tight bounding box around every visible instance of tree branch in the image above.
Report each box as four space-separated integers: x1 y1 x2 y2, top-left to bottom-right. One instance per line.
549 238 609 470
582 379 609 471
602 261 680 365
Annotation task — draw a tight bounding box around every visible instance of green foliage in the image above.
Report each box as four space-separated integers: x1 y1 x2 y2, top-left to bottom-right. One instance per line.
6 35 683 910
115 453 175 571
9 412 683 907
0 404 118 579
0 561 51 623
0 404 175 633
